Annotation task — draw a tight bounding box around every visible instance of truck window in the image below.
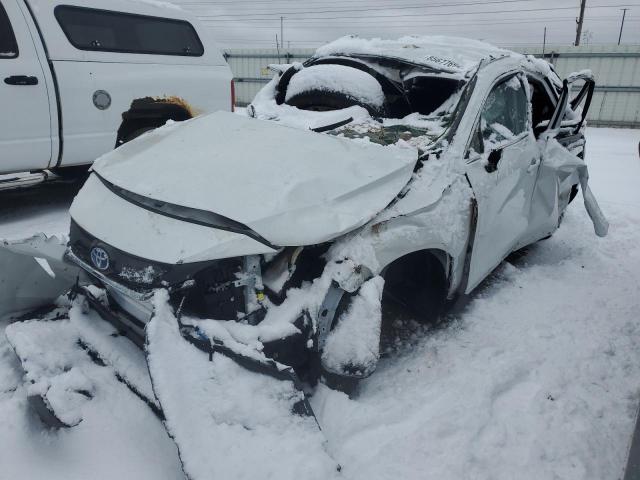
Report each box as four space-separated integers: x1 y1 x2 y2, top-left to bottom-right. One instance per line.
54 5 204 57
0 1 18 58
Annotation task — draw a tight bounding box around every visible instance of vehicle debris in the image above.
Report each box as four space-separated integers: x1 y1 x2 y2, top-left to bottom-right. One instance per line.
0 35 609 479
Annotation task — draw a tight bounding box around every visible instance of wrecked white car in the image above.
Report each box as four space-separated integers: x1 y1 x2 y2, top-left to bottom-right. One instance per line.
0 36 608 479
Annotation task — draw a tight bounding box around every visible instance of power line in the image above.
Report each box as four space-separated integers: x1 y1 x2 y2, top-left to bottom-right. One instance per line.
618 7 630 43
205 15 636 29
197 3 640 21
179 0 532 5
194 0 539 17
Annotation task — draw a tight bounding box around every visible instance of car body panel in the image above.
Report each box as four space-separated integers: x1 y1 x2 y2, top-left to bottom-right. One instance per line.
313 35 512 75
70 174 278 264
0 234 80 318
91 111 419 248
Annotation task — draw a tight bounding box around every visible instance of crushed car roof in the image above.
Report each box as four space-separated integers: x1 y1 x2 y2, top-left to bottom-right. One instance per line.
313 35 514 75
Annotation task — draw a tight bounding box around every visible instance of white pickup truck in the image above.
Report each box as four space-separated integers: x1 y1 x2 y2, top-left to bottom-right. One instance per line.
0 0 232 184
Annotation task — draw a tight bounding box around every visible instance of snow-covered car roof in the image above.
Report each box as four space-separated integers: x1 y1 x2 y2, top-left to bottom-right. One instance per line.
313 35 515 76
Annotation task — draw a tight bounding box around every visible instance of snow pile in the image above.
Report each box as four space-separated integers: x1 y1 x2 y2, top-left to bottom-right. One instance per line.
5 317 93 427
0 128 638 479
314 202 640 478
285 64 385 108
146 291 339 480
322 276 384 377
0 311 181 480
68 303 159 408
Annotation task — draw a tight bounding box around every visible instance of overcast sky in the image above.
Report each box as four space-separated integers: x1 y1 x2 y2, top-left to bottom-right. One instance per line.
169 0 640 49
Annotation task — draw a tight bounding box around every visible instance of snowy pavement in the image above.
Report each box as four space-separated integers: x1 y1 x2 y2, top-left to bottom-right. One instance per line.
1 127 639 479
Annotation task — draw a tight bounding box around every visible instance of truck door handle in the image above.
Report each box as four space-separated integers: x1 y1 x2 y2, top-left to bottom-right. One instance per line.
4 75 39 86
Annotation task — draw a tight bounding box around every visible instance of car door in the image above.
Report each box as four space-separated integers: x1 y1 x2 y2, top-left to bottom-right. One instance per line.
525 73 601 241
0 0 52 173
464 73 540 292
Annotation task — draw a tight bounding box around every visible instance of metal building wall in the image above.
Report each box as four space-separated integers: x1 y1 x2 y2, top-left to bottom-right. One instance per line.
515 45 640 128
225 49 314 107
224 45 640 128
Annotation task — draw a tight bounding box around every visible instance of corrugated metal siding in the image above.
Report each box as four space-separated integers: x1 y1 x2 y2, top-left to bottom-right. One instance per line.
224 45 640 127
514 44 640 127
225 48 315 106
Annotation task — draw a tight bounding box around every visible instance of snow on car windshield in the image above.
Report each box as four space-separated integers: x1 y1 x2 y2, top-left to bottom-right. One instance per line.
250 59 467 153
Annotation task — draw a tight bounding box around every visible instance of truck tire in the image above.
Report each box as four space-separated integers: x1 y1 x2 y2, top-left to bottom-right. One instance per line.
122 125 155 144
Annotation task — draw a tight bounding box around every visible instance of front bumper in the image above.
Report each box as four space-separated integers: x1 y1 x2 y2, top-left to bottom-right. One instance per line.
67 219 248 321
66 248 154 327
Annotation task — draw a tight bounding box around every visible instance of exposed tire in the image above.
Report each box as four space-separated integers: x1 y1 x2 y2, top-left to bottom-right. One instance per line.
286 89 384 117
282 63 386 117
121 125 156 144
51 165 90 181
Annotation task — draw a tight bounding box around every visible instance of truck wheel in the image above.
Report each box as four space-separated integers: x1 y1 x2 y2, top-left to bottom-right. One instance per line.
121 125 155 144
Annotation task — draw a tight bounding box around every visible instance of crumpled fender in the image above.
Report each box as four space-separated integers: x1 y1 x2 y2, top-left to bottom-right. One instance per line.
321 276 385 379
540 135 609 237
0 234 80 319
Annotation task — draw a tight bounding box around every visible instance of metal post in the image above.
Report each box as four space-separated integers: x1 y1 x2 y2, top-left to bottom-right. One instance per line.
618 8 629 45
575 0 586 46
543 26 547 56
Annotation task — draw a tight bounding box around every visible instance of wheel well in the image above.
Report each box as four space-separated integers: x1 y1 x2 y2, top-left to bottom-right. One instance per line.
380 249 450 325
115 96 194 147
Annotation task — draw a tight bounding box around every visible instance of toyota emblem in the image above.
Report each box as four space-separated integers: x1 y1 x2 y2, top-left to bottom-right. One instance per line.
90 246 110 271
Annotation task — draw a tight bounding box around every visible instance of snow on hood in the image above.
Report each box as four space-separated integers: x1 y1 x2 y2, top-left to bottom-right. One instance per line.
314 35 513 75
92 111 418 247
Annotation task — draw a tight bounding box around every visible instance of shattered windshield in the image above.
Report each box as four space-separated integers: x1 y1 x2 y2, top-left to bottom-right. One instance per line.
249 56 467 151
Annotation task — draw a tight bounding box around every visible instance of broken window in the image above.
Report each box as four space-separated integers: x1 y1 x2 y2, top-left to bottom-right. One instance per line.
54 6 204 57
528 78 556 135
480 75 528 144
0 1 18 59
402 73 464 116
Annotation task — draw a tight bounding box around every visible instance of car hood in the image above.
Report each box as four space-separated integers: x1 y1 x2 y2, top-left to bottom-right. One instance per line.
91 111 418 247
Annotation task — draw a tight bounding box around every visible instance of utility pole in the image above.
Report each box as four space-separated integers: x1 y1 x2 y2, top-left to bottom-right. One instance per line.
280 16 284 50
575 0 586 46
618 8 629 45
543 26 547 56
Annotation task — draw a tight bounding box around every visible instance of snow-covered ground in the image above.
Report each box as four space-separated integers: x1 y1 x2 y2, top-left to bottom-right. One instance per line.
0 127 639 479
